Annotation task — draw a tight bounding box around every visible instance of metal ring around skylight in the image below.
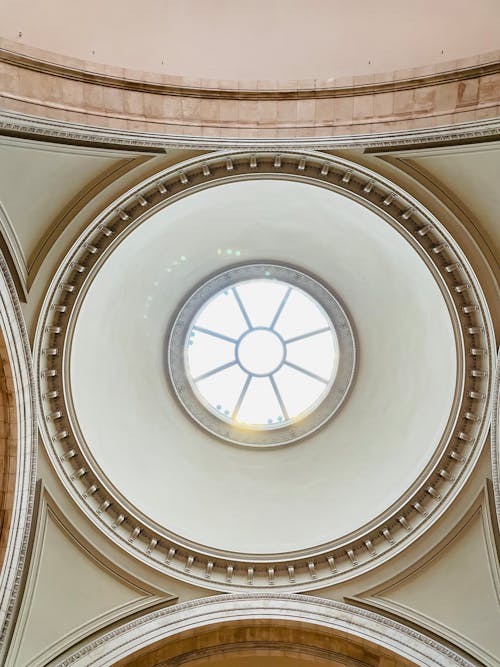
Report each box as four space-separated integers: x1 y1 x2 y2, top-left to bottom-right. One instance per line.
168 264 356 447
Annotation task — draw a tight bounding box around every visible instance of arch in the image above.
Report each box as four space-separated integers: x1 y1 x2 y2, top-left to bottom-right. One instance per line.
0 252 37 662
57 594 475 667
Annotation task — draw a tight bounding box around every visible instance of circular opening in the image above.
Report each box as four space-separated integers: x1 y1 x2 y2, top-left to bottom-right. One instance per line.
185 278 337 429
169 264 355 447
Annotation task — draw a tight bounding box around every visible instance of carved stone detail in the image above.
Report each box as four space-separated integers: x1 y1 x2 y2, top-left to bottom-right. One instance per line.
1 109 499 151
0 255 37 662
34 151 494 591
491 349 500 531
57 593 476 667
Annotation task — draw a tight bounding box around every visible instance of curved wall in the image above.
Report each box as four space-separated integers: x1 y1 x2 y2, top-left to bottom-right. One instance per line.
2 0 500 80
1 38 499 142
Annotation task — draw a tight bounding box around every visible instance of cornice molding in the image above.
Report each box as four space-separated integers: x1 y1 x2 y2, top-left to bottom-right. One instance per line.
2 47 499 101
56 593 477 667
1 110 499 151
34 151 495 592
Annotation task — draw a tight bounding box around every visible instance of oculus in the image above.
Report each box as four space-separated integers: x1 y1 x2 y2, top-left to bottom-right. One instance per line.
168 264 356 447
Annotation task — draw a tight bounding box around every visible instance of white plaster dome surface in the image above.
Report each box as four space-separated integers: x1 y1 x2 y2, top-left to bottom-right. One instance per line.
69 179 457 555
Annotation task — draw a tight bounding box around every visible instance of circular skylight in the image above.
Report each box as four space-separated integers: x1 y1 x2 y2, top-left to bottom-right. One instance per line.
169 264 356 447
186 279 337 428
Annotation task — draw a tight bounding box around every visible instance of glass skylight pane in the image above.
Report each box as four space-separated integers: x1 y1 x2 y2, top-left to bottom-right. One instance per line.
170 264 355 446
236 280 288 328
195 289 248 339
187 330 236 378
195 363 248 417
273 364 326 419
285 329 337 379
184 277 338 429
236 376 283 425
274 288 328 340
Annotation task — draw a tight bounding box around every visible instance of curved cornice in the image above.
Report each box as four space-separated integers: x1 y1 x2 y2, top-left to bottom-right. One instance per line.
1 110 499 152
34 151 495 592
1 40 499 144
0 254 37 661
2 46 499 100
57 593 477 667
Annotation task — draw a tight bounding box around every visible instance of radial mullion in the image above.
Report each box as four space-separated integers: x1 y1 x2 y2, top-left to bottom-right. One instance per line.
193 360 237 383
232 287 252 329
269 375 289 421
232 374 252 419
284 360 329 384
270 286 292 329
285 327 330 344
192 325 237 344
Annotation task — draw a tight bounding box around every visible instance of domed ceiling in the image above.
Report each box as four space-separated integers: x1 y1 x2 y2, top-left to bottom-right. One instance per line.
3 0 499 80
70 178 456 553
36 151 493 591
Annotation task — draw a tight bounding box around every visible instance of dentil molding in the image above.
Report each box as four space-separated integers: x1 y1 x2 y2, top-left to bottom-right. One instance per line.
34 151 494 591
1 109 499 151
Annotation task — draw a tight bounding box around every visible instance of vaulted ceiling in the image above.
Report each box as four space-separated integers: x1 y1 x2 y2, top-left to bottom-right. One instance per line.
0 5 499 667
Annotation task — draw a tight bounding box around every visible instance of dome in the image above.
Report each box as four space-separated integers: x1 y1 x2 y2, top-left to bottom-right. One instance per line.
35 153 492 591
2 0 500 80
0 6 499 667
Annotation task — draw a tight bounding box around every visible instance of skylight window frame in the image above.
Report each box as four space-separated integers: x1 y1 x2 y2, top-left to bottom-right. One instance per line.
168 263 356 448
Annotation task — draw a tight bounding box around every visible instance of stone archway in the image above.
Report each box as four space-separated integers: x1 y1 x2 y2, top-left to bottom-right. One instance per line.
58 594 475 667
0 254 37 662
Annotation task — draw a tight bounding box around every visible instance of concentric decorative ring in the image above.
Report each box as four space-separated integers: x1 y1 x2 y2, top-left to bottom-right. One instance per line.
168 264 354 447
34 150 494 591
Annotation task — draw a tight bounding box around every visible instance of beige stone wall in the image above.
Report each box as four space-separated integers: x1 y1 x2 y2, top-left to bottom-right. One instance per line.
1 39 499 138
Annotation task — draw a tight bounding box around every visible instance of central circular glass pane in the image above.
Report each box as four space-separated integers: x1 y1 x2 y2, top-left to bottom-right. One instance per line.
237 328 285 376
184 276 338 430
